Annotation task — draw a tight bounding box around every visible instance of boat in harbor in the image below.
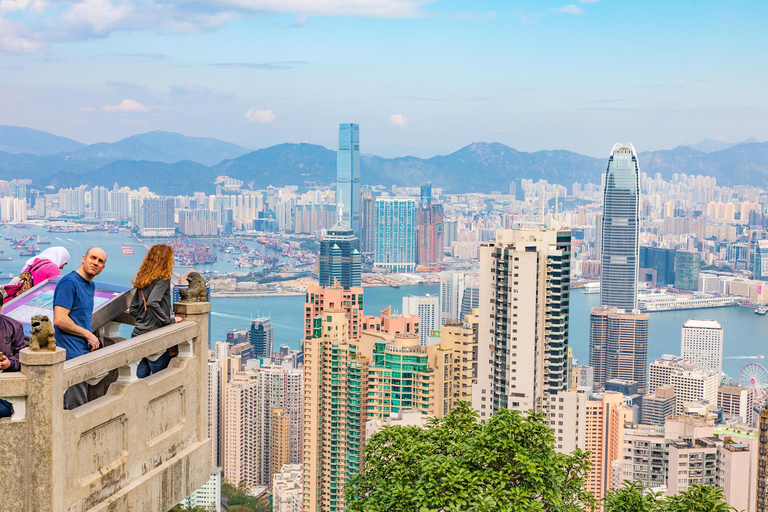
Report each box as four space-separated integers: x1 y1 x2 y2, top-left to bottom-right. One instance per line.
121 246 135 255
756 307 767 316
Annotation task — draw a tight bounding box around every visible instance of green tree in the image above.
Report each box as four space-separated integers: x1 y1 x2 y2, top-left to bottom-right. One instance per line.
345 401 595 512
603 481 662 512
219 477 271 512
664 485 736 512
604 482 737 512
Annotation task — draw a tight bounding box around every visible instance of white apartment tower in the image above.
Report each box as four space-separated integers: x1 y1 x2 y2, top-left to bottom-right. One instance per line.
681 319 723 376
473 228 572 420
402 295 440 346
223 364 303 488
649 355 719 415
440 271 467 325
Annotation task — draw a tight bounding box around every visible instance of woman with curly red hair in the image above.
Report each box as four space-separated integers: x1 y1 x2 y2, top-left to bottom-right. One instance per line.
129 244 182 378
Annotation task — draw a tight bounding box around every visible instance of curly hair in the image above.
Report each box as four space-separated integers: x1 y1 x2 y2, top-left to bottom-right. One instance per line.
132 244 174 289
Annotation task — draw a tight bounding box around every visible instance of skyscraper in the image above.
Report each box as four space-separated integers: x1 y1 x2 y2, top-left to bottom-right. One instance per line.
589 306 649 393
137 196 176 237
417 203 444 265
681 319 723 376
402 295 439 346
302 307 475 512
420 182 432 208
223 363 303 489
360 189 375 254
374 197 417 272
440 271 466 325
600 143 640 310
318 222 361 288
336 123 360 237
674 250 701 291
584 392 632 503
473 228 571 419
249 317 274 358
648 355 718 414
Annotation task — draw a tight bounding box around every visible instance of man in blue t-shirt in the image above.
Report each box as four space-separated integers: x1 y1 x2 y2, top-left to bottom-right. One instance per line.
53 247 107 410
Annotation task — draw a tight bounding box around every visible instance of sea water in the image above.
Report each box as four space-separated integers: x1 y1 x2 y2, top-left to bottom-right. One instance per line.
2 225 766 381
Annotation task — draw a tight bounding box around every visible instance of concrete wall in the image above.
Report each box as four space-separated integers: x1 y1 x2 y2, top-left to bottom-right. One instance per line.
0 302 211 512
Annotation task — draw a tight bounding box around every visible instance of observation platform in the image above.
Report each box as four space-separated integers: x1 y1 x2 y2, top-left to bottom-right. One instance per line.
0 301 212 512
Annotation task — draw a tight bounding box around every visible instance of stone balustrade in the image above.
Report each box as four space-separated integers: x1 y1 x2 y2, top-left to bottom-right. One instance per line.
0 301 212 512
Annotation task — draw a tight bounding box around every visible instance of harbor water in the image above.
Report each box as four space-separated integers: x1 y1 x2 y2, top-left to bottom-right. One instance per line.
1 226 765 381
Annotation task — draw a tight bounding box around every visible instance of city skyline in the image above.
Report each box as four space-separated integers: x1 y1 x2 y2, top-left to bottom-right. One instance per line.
1 2 767 156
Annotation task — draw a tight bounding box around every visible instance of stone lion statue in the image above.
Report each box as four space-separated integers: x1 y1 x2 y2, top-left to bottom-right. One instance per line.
179 272 207 303
29 315 56 351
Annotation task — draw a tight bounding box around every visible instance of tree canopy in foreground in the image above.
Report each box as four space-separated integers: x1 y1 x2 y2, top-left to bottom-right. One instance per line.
345 401 595 512
346 402 739 512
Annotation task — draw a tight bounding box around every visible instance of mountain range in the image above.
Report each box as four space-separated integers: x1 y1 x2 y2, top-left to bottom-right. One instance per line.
0 126 766 195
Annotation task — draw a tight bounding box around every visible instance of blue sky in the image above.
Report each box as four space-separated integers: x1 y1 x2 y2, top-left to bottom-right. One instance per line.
0 0 766 157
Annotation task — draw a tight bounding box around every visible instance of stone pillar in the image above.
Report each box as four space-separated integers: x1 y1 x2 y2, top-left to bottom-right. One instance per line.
173 301 210 447
19 346 66 512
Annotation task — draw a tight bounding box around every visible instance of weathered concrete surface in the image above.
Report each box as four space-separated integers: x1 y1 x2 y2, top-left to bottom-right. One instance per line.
0 303 211 512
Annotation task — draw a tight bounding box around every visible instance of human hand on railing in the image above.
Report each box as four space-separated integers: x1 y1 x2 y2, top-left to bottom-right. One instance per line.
173 316 183 324
0 353 9 371
87 332 100 352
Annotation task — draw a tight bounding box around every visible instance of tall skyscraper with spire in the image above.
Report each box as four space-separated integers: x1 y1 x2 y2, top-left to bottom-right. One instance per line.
600 143 640 310
590 143 647 393
336 123 360 237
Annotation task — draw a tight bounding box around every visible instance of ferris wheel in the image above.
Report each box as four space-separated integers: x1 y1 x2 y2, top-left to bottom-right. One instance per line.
739 363 768 401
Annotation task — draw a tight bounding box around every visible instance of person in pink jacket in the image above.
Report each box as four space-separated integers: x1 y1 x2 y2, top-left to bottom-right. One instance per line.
1 246 70 304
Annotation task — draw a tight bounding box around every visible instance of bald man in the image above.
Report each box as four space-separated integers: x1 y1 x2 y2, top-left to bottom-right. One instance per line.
54 247 107 409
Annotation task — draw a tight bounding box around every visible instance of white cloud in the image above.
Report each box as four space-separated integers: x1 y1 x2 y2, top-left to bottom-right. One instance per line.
218 0 431 19
1 0 46 13
0 0 433 53
80 106 95 112
60 0 134 36
389 114 408 127
578 0 600 3
245 108 276 123
101 99 150 113
0 18 43 53
553 4 584 14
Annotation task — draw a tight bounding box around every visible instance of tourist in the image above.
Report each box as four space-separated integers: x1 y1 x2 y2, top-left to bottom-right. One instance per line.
129 244 182 378
0 314 26 418
1 246 70 304
53 247 107 410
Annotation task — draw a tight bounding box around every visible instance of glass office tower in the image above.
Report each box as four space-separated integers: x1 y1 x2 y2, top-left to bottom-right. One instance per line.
600 143 640 311
336 124 361 237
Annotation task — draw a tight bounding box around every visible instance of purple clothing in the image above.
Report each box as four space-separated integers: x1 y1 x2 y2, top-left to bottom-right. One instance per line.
0 314 26 372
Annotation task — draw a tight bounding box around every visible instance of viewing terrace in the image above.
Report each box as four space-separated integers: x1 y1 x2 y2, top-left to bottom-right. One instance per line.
0 300 212 512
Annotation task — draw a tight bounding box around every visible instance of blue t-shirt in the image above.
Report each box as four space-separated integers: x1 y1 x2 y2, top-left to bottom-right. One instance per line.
53 271 95 359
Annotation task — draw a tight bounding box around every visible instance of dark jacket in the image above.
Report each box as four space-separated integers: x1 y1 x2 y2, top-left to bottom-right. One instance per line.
0 314 26 371
129 278 173 337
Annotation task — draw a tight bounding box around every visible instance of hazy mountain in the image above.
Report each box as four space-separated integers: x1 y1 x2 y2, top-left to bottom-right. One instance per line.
60 131 251 166
3 126 768 193
686 137 759 153
213 143 338 189
0 150 111 182
45 160 216 195
0 126 85 155
639 142 768 186
212 141 606 193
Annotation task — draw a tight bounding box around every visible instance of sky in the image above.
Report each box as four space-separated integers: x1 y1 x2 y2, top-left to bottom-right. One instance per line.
0 0 766 157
